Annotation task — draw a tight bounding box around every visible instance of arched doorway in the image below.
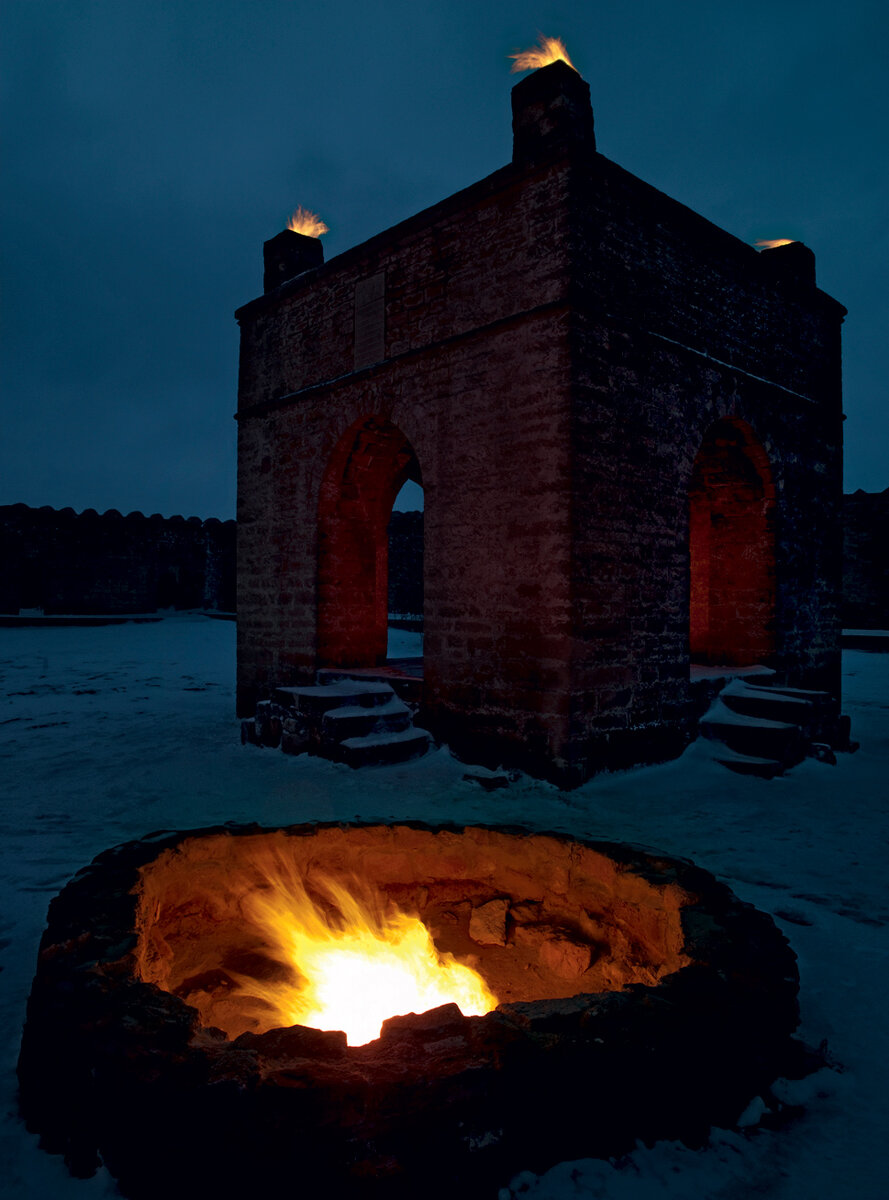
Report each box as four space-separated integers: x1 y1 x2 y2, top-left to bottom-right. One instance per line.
689 419 776 666
317 416 422 668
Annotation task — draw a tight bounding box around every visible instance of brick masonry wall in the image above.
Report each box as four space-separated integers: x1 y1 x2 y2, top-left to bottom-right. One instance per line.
236 64 845 784
236 152 577 777
561 152 844 780
843 489 889 628
374 491 886 637
0 504 235 615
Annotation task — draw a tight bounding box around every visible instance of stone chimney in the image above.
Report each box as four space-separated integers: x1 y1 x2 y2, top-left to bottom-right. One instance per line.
263 229 324 294
759 240 816 288
511 59 596 163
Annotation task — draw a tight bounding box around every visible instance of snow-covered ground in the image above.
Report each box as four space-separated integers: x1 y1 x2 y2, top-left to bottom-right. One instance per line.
1 615 886 1199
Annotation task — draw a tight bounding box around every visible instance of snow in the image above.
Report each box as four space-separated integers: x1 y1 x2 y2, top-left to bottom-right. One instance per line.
696 743 782 768
721 679 815 705
340 726 430 749
1 614 887 1198
277 679 394 699
689 663 775 680
701 698 798 729
387 625 423 658
324 698 409 721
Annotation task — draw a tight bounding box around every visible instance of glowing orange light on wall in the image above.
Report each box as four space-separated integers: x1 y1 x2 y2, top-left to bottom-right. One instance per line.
755 238 795 250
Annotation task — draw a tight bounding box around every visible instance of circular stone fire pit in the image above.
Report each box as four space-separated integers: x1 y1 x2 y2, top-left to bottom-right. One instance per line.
19 822 799 1199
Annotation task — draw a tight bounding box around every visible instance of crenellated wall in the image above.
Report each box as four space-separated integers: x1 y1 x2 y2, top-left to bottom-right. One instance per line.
843 489 889 629
0 504 235 615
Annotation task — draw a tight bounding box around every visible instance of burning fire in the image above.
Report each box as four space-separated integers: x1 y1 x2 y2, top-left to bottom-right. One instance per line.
509 34 576 73
235 858 498 1046
287 206 329 238
755 238 795 250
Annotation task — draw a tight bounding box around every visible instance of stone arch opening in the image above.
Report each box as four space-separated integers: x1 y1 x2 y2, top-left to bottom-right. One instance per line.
689 419 776 666
317 417 422 668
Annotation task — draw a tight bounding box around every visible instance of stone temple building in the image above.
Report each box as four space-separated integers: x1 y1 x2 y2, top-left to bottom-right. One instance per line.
235 61 845 785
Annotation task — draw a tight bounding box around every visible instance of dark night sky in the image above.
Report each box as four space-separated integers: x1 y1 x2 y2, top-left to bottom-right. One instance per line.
2 0 887 519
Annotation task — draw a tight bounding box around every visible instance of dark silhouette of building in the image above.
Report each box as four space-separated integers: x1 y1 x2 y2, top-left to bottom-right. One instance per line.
387 510 423 617
843 488 889 629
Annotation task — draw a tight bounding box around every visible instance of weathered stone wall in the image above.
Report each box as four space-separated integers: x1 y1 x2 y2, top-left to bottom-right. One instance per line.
843 488 889 628
562 152 845 777
387 488 877 642
236 142 576 767
236 61 845 784
0 504 236 614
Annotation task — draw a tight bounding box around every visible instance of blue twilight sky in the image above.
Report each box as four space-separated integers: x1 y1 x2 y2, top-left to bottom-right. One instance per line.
2 0 887 519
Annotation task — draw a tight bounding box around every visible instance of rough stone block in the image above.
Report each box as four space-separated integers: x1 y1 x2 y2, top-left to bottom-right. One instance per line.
469 898 509 946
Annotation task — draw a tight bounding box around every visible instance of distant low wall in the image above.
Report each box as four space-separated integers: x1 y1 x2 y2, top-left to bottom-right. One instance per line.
3 495 882 629
843 489 889 629
0 504 235 615
387 510 423 617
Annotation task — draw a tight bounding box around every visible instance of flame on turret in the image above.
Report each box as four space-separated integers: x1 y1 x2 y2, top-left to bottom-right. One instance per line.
755 238 795 250
509 35 576 74
288 206 329 238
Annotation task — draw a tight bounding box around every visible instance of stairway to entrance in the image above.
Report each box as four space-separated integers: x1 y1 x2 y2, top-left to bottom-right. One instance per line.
242 678 431 767
699 677 851 778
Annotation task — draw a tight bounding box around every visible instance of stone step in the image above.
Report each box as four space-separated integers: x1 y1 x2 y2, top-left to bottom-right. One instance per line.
274 680 395 716
708 746 786 779
700 699 807 766
755 683 834 700
334 727 433 768
719 680 819 726
744 682 841 743
248 680 431 767
320 697 412 743
317 666 423 705
748 682 837 714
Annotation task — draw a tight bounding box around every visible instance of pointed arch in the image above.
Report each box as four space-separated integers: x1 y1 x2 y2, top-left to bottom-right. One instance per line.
689 418 776 666
316 416 422 667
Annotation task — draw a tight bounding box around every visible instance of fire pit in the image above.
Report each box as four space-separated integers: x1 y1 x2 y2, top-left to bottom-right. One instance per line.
19 822 799 1198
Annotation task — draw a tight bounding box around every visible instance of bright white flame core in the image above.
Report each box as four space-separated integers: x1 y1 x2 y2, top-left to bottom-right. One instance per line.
234 861 498 1046
290 924 493 1046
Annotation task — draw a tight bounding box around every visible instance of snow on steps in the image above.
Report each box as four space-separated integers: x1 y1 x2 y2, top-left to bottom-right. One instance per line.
700 678 842 777
320 697 413 743
334 726 432 768
244 679 431 767
317 665 423 705
700 698 807 769
697 740 786 780
718 678 821 726
274 680 394 714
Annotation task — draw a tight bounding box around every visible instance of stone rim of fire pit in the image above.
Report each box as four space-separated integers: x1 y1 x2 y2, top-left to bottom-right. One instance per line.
18 820 801 1200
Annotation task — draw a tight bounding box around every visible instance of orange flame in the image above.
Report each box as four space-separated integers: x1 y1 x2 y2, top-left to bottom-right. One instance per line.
232 858 498 1047
510 34 576 74
755 238 795 250
287 206 329 237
